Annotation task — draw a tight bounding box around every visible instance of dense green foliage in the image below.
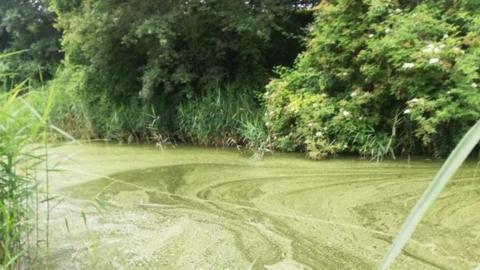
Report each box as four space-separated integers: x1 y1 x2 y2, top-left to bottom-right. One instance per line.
48 0 316 140
0 0 61 86
265 0 480 159
2 0 479 159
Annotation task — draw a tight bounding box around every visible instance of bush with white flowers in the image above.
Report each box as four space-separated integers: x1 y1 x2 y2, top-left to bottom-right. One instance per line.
265 1 480 159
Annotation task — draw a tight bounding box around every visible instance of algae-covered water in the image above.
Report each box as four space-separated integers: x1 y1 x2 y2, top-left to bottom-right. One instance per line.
42 144 479 269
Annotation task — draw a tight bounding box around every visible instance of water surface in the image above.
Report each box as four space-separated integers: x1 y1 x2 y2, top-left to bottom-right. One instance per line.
42 144 480 269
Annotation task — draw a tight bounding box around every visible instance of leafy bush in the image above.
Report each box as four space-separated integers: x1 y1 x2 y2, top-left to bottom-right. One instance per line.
265 0 480 159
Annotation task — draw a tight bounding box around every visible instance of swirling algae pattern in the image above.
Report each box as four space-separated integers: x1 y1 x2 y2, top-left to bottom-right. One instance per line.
41 145 480 270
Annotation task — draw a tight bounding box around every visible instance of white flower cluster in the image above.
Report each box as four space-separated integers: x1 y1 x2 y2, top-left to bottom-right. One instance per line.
402 62 415 69
340 110 351 117
422 43 444 65
428 58 440 65
422 43 445 54
451 47 465 54
404 97 425 115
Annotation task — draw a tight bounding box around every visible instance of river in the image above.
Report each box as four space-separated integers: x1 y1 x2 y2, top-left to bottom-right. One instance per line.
39 143 480 269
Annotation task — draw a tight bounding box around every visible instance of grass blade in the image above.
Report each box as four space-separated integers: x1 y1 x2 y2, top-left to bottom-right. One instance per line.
0 50 29 60
379 119 480 270
247 259 257 270
81 211 88 229
49 124 78 143
64 218 70 233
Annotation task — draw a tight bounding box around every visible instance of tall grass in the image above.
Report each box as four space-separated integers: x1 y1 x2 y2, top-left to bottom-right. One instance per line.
27 68 94 140
0 54 55 268
379 119 480 269
240 115 272 158
177 85 262 146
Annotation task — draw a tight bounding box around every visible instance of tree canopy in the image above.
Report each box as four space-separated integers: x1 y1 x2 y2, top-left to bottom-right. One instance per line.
0 0 61 85
51 0 316 102
45 0 318 136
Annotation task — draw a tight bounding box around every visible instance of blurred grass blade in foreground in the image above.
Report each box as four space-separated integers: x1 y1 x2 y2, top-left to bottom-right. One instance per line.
379 119 480 270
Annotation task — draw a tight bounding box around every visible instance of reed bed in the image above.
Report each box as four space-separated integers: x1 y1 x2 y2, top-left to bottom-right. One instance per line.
0 55 55 268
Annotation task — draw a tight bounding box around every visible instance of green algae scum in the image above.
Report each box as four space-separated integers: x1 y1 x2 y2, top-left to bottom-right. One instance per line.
40 144 479 270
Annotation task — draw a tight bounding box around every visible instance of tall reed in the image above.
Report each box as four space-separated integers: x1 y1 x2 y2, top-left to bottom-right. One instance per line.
0 53 55 268
177 85 261 146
